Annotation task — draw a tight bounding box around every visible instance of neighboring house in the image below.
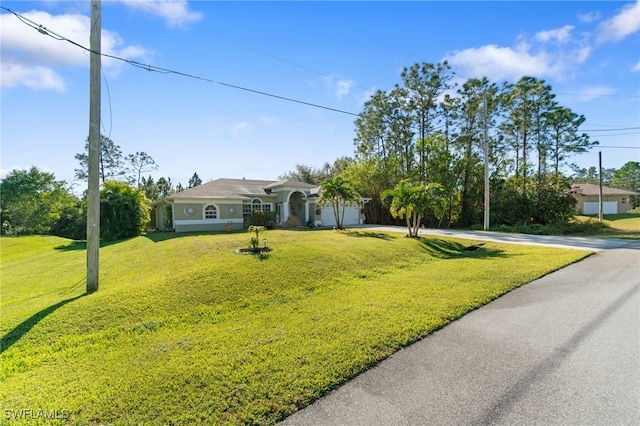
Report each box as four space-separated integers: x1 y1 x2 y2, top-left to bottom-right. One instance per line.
153 178 369 232
571 183 638 215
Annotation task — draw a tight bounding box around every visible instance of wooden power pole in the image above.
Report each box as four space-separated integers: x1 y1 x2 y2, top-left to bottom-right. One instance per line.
598 151 603 223
483 92 490 231
87 0 101 292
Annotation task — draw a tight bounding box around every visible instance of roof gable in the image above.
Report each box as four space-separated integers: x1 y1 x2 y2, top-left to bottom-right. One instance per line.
167 177 323 200
169 178 277 200
571 183 639 196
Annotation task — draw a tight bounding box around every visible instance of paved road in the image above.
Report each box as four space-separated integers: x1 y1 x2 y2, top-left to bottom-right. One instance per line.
358 224 636 251
280 231 640 426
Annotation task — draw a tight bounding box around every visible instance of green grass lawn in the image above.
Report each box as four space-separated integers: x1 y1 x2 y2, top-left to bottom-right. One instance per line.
1 230 591 425
575 213 640 239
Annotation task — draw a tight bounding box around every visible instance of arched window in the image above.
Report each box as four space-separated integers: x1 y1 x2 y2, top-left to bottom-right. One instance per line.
204 204 217 219
243 198 272 216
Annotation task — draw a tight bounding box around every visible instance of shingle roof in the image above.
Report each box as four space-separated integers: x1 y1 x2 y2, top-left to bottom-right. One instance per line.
169 178 277 199
571 183 638 196
264 179 317 189
167 178 320 200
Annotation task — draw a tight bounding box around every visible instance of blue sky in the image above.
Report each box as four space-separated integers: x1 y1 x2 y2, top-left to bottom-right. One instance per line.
2 1 639 191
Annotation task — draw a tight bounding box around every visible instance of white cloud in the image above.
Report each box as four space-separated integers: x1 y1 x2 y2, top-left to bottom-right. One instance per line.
259 116 280 125
633 61 640 72
578 11 601 24
447 44 563 81
229 122 251 137
0 10 150 89
1 63 65 91
0 166 26 179
574 45 592 64
535 25 574 44
597 0 640 42
323 75 354 100
573 85 616 102
118 0 202 28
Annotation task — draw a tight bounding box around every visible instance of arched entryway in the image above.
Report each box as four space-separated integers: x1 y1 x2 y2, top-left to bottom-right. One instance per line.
288 191 306 226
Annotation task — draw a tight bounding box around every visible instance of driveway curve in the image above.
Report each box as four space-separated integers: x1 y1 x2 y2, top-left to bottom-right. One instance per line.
280 229 639 426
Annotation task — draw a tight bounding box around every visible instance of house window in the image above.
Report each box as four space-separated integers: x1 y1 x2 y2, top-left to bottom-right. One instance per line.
622 198 626 204
204 204 217 219
243 198 272 216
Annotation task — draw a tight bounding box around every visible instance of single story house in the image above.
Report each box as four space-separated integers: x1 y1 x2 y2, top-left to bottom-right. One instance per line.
152 178 369 232
571 183 638 215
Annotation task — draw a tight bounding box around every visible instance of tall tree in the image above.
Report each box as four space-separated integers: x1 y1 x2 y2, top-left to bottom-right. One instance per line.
451 77 501 225
156 177 174 199
278 163 331 184
401 61 454 182
75 134 125 184
546 105 595 175
140 175 159 201
318 176 359 230
0 167 77 234
342 157 394 225
612 161 640 208
125 151 158 187
188 172 202 188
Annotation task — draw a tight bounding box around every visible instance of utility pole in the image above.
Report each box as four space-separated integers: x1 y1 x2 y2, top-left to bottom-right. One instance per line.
598 151 603 223
483 92 490 231
87 0 101 292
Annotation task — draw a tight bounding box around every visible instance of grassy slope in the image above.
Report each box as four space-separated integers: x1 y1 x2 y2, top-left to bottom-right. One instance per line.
575 213 640 239
1 230 590 425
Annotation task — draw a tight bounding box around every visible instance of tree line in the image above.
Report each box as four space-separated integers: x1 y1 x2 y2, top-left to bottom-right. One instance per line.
0 136 205 239
2 61 638 239
282 62 639 231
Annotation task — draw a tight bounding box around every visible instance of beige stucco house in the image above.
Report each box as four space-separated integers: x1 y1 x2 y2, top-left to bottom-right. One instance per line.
152 178 368 232
571 183 638 215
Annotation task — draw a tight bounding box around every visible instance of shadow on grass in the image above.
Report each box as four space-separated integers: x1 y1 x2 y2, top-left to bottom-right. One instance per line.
418 237 508 259
1 293 88 354
343 230 395 240
53 239 123 251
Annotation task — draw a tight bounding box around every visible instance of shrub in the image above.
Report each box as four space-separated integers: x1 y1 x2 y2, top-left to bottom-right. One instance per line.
244 210 277 228
100 181 151 240
50 202 87 240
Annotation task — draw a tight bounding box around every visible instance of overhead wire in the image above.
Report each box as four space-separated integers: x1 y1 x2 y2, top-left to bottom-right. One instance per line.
0 6 360 118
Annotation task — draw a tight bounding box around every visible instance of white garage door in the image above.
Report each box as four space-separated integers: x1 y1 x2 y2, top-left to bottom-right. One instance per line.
583 201 617 215
318 204 360 227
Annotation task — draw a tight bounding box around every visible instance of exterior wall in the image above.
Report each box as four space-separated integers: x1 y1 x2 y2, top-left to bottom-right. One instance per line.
574 195 631 214
173 200 244 232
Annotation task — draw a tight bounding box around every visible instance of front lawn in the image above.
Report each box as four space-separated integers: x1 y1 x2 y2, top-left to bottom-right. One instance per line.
0 230 590 425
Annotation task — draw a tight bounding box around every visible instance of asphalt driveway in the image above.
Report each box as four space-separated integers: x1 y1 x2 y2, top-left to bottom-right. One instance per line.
280 229 640 425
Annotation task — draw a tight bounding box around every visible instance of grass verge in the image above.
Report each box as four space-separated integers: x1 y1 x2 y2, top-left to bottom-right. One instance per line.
1 230 590 425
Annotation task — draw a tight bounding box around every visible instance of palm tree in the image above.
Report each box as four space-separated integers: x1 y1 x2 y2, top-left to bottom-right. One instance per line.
383 180 441 237
319 176 359 230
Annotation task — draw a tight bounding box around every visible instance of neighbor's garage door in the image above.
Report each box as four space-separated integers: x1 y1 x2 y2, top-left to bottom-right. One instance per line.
583 201 618 215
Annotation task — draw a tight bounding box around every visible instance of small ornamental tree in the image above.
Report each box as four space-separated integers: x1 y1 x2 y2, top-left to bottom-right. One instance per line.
383 180 442 237
100 180 151 240
247 225 266 250
318 176 359 230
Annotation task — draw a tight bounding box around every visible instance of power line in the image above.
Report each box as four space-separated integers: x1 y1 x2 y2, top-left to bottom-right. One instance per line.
236 42 376 94
1 6 360 118
581 127 640 132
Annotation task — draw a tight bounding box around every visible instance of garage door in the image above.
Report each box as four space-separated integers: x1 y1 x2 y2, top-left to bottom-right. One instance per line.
319 204 360 227
583 201 617 215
